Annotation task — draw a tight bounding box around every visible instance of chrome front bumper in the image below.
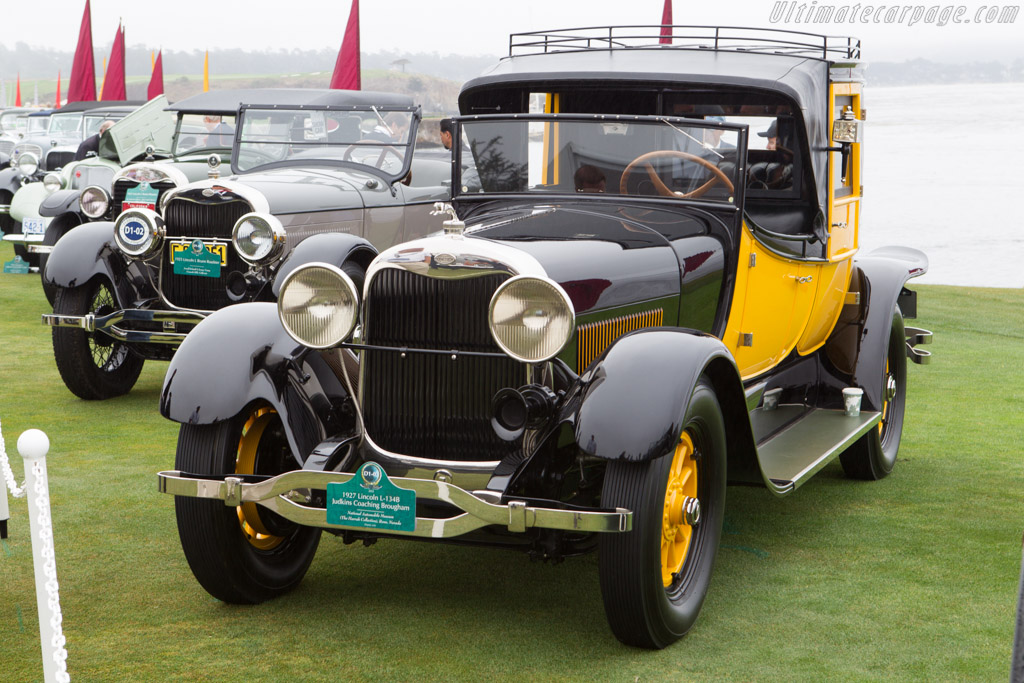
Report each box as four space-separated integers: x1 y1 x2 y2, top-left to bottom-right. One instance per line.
157 469 633 538
42 308 207 346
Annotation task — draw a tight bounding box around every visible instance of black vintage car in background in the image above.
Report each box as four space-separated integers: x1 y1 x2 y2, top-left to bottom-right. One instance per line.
156 27 932 649
42 89 448 400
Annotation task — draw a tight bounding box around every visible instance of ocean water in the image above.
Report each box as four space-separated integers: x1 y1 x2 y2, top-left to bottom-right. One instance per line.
859 82 1024 288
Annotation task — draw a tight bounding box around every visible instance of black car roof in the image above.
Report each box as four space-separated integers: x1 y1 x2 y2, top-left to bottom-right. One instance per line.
168 89 416 115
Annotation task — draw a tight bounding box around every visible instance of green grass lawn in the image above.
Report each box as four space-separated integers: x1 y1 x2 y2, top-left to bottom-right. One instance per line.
1 240 1022 681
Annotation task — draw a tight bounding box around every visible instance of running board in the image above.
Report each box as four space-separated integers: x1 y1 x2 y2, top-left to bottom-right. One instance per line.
755 407 881 495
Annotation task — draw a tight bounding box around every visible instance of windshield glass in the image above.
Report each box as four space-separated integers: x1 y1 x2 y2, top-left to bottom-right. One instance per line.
1 113 28 135
173 114 238 155
29 116 49 134
458 116 742 203
48 113 82 135
235 107 415 175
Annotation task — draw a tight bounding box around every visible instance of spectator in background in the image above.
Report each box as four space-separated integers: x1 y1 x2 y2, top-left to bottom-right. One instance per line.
204 115 234 147
439 118 454 150
74 119 115 161
574 165 606 193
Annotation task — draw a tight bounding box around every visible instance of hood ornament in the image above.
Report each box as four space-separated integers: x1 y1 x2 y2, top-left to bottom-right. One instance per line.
431 202 465 237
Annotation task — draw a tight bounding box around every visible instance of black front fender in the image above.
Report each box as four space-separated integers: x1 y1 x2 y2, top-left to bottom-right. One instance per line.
572 328 757 480
272 232 377 298
160 303 349 464
39 189 80 217
42 221 133 298
0 168 21 196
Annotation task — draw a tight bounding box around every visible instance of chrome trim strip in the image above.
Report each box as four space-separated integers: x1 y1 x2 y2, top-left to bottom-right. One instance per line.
160 178 271 214
157 469 632 536
41 308 207 346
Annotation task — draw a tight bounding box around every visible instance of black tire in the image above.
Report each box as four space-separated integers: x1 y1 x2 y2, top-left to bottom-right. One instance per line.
0 190 13 234
40 215 81 306
174 406 321 604
598 378 727 649
51 279 144 400
840 307 907 480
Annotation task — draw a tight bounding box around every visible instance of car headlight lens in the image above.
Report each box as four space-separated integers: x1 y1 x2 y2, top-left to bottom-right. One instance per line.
277 263 358 349
233 212 286 265
18 152 38 177
43 172 63 194
114 207 165 258
489 276 575 363
79 186 110 219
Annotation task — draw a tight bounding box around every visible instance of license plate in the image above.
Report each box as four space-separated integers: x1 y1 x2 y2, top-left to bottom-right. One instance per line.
169 240 228 278
23 217 46 235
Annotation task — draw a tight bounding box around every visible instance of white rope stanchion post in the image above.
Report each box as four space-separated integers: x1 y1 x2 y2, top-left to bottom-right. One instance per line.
18 429 70 683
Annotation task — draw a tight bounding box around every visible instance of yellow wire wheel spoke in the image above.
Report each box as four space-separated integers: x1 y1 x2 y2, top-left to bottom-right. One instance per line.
235 408 284 550
661 432 699 587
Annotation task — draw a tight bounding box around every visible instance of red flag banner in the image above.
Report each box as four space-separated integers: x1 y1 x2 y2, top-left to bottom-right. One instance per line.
55 71 62 108
330 0 361 90
100 23 126 101
68 0 96 102
15 75 21 107
148 50 164 99
660 0 673 44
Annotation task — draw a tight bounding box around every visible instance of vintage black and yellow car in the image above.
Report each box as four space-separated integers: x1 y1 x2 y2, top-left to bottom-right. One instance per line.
157 27 932 648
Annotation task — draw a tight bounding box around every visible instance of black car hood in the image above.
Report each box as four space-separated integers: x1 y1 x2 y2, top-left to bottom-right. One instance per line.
463 201 703 314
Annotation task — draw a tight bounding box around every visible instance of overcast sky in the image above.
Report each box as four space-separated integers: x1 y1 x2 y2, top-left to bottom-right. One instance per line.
2 0 1021 63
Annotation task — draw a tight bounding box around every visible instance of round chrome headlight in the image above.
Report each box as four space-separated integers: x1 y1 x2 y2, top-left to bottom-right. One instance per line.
80 186 110 219
114 207 165 259
18 152 38 177
43 172 63 194
277 263 359 349
232 212 286 265
489 276 575 363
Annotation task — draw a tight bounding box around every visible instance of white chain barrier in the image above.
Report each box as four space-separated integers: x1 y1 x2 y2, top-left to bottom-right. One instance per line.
1 422 71 683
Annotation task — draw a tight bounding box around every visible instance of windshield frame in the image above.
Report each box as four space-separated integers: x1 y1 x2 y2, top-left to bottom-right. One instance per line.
230 103 422 184
171 112 238 157
453 113 750 209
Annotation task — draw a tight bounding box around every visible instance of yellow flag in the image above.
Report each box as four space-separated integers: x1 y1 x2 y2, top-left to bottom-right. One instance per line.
151 51 155 70
203 50 209 92
99 56 107 101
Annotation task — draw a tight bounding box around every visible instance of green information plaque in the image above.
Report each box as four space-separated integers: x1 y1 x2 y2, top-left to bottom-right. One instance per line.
327 463 416 532
3 255 31 274
172 240 222 278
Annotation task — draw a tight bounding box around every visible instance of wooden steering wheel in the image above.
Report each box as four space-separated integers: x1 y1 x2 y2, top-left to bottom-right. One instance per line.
619 151 735 199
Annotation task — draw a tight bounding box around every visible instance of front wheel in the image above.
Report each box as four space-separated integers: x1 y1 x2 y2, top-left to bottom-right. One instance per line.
598 377 727 648
840 307 907 480
174 406 321 604
51 280 144 400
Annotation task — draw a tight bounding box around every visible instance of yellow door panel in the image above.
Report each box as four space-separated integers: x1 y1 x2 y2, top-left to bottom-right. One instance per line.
829 200 858 260
797 259 851 354
721 224 817 379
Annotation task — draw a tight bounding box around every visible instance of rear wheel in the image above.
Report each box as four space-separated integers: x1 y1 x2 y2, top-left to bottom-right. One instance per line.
598 378 727 648
840 307 907 480
51 280 143 400
174 406 321 604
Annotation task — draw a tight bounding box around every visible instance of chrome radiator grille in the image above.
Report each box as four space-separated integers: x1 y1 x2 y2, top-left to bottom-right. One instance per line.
159 195 252 310
361 268 526 462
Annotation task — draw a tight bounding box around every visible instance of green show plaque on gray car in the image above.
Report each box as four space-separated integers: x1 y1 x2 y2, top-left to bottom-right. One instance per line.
327 462 416 532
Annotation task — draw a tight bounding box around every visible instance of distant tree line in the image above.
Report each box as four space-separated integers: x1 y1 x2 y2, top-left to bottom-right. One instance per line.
2 43 1023 87
0 44 498 82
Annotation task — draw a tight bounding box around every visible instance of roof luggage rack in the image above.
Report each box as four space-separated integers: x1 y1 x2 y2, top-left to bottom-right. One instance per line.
508 25 861 61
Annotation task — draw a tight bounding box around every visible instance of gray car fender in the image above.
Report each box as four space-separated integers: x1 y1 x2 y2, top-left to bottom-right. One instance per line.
39 189 80 217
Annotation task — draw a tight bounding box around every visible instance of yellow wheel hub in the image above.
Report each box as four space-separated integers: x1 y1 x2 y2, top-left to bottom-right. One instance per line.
662 432 698 587
235 408 284 550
